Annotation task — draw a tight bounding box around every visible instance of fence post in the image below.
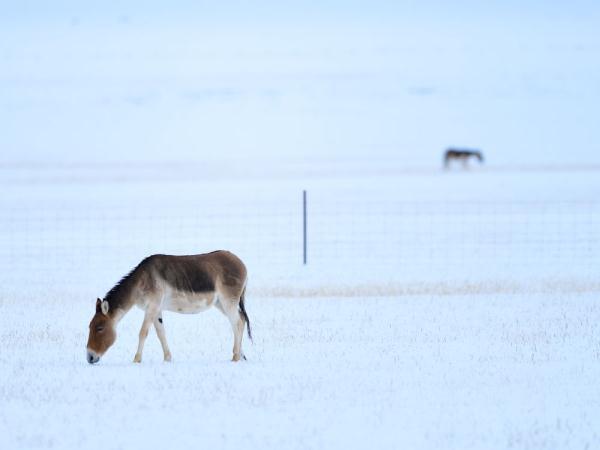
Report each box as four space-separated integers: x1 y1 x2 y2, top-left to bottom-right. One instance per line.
303 190 307 265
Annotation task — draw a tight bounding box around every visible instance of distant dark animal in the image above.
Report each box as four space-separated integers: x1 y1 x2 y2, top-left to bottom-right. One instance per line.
86 251 251 364
444 148 484 169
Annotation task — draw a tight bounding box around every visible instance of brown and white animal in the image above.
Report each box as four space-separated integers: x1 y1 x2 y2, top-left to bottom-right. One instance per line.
444 148 484 169
86 251 251 364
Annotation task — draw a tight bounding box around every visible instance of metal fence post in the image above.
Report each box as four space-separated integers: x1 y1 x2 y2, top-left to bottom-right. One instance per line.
303 190 307 265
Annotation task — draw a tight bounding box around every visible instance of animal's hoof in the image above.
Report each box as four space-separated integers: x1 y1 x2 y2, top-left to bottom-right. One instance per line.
133 354 142 363
232 354 241 362
164 354 172 362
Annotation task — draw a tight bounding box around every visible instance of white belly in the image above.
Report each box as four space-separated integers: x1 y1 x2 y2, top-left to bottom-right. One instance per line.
163 291 216 314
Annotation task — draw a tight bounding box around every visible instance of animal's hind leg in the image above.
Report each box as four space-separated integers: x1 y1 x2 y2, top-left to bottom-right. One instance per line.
154 314 172 362
216 299 246 362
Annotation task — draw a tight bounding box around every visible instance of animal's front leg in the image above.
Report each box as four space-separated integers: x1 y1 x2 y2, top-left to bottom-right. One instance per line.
153 315 172 362
133 311 156 363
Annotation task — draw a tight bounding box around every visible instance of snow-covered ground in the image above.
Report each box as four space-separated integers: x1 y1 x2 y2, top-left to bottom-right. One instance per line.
1 167 599 295
1 290 599 450
2 2 600 449
1 165 599 450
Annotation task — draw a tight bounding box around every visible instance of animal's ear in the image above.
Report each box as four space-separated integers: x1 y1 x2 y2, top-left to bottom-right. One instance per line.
101 300 110 316
96 298 102 313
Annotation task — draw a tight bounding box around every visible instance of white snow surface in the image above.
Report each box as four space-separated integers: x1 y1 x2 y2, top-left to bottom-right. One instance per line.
2 290 599 450
2 168 599 450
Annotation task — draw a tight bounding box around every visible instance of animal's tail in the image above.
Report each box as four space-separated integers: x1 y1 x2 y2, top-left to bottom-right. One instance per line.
239 286 252 342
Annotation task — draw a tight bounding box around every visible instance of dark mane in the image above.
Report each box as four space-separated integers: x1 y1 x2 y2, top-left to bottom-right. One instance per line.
103 259 150 310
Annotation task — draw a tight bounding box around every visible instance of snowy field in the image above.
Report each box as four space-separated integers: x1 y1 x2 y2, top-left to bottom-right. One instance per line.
2 2 600 449
1 168 599 450
1 167 599 295
2 290 600 450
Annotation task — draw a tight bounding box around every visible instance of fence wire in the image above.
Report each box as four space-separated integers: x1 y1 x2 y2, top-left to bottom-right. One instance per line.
1 197 599 291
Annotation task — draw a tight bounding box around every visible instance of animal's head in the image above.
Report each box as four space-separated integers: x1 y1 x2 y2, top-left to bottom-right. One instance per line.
86 298 116 364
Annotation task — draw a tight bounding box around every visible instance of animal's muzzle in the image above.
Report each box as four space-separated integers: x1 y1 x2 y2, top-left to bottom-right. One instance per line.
87 351 100 364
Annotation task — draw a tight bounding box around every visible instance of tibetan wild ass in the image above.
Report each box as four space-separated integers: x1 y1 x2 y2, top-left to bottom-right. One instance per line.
86 251 251 364
444 148 484 169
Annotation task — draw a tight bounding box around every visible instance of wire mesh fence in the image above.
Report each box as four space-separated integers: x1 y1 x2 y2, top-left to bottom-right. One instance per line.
1 193 599 293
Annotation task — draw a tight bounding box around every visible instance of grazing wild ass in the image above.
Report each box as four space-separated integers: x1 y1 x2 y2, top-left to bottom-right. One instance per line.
444 148 484 169
86 251 251 364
